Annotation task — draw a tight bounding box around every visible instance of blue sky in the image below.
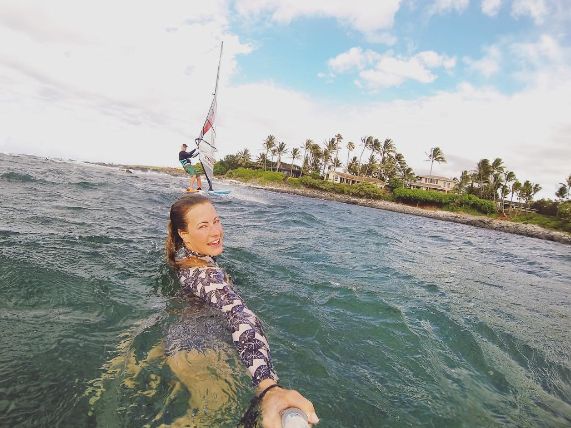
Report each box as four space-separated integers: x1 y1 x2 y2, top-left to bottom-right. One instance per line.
230 1 550 101
0 0 569 198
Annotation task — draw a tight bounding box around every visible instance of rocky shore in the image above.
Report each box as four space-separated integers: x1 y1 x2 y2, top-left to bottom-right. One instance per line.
90 163 570 245
223 179 571 245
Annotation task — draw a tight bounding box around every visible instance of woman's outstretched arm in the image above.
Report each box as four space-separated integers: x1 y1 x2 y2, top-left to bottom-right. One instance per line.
177 266 319 427
177 266 278 386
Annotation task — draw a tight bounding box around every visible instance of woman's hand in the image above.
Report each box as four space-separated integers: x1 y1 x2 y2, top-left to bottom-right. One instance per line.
257 379 319 428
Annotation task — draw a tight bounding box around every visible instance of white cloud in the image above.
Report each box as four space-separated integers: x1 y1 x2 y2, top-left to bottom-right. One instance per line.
511 0 548 24
464 45 502 77
327 48 456 89
481 0 503 16
234 0 402 35
511 34 565 65
0 0 254 166
0 0 569 202
327 47 380 73
429 0 470 14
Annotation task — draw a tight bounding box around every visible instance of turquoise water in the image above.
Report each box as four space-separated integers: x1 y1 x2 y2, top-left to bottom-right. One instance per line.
1 153 570 427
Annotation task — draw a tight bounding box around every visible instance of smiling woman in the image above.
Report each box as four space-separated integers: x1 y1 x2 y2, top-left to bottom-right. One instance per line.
165 194 319 428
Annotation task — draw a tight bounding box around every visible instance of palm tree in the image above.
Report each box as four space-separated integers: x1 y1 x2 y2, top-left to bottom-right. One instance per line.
501 171 516 214
557 174 571 200
275 141 288 171
290 147 300 176
321 148 332 176
365 154 377 177
427 147 446 177
309 143 322 174
263 135 275 171
334 133 343 172
490 158 505 201
520 180 541 208
256 153 267 169
510 180 521 213
476 159 491 198
377 138 395 179
358 136 373 174
302 139 313 175
236 148 251 167
402 167 416 185
270 148 277 170
345 141 355 172
456 170 471 194
322 138 337 176
347 156 359 175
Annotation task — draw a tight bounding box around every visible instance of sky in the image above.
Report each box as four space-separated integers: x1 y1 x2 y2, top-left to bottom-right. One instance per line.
1 0 570 198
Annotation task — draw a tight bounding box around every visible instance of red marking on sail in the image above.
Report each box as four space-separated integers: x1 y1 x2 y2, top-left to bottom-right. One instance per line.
200 98 217 139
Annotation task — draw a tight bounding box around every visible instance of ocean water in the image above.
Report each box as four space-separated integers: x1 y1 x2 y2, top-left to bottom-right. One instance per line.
0 153 570 428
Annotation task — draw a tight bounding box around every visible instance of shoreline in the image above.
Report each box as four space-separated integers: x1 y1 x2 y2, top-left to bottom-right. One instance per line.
88 162 571 245
222 179 571 245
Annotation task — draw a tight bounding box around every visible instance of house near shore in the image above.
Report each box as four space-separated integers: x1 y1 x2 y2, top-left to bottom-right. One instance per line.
326 170 385 188
410 175 456 193
266 161 302 177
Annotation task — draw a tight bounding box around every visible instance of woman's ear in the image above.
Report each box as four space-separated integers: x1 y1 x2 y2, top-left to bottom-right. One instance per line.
178 229 189 244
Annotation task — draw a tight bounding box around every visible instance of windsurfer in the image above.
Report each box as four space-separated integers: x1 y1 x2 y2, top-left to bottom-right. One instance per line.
179 143 203 192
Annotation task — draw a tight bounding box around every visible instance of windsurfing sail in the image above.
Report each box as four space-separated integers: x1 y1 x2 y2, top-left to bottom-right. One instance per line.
195 42 223 191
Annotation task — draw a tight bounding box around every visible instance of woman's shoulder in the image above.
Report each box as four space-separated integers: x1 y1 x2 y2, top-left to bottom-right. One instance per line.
177 263 227 283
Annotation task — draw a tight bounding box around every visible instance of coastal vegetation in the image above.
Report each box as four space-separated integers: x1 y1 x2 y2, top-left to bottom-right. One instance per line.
214 134 571 234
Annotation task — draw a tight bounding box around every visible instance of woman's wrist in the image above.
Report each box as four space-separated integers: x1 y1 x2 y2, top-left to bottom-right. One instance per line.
256 378 279 397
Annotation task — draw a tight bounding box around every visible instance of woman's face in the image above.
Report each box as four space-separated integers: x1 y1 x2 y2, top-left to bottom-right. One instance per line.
179 202 224 256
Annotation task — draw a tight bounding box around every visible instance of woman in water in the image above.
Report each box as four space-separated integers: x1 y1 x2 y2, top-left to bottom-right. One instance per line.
166 194 319 427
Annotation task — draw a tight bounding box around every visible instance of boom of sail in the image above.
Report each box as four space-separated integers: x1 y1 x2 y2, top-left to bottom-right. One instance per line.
195 42 223 191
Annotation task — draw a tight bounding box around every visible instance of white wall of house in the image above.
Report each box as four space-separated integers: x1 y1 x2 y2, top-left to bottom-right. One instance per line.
410 175 455 193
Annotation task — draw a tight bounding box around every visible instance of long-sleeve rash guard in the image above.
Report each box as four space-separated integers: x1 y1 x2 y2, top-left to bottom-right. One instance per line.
176 250 278 387
179 149 198 166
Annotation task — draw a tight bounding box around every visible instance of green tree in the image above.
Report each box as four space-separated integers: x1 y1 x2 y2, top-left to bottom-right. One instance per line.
263 135 275 171
358 136 373 174
270 148 277 170
345 141 355 172
309 143 322 175
427 147 446 177
290 147 300 176
256 153 267 169
510 180 522 213
334 133 343 171
347 156 359 175
489 158 505 201
455 170 471 194
557 174 571 200
500 170 516 214
556 185 569 200
275 141 288 171
302 139 313 175
520 180 542 208
378 138 395 180
236 149 252 167
475 159 491 198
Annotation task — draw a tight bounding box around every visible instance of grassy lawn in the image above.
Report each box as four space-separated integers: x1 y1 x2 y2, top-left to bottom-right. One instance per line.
506 212 571 233
220 168 571 235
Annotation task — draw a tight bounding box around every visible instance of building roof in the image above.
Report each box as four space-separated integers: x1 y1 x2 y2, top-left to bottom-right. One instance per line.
416 175 455 181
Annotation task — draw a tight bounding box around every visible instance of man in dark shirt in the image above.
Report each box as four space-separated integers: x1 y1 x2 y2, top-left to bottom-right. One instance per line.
179 143 202 192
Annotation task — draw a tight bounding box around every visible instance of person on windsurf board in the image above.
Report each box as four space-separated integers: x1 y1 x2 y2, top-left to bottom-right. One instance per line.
179 143 202 192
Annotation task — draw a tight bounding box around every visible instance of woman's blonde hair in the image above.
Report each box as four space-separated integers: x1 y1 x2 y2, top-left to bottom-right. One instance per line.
166 194 211 268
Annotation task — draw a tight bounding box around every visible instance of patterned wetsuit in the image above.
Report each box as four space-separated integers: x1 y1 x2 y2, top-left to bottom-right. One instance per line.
176 249 278 387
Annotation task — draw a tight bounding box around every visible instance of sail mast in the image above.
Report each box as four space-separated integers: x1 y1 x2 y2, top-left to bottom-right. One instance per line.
196 41 223 191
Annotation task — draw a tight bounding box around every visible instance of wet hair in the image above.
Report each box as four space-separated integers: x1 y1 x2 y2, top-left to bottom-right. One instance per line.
165 194 211 268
